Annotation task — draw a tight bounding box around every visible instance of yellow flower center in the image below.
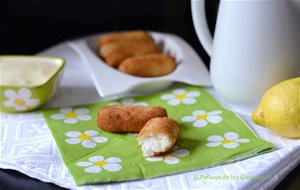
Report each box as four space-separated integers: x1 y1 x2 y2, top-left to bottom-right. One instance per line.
65 112 77 118
94 161 107 167
196 114 208 120
14 98 26 106
176 94 186 99
221 139 234 144
78 134 91 141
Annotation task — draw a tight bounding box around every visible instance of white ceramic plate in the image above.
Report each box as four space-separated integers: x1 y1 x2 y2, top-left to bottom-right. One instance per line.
66 31 211 97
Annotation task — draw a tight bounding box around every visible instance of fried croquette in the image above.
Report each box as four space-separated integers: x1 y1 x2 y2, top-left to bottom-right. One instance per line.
118 54 176 77
100 41 161 67
97 105 167 132
97 30 155 47
138 117 180 157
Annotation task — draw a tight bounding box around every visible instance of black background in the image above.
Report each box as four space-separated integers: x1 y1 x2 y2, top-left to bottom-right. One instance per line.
0 0 299 189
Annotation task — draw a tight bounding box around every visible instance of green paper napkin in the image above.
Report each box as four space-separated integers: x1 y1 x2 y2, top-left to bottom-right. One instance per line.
42 86 272 185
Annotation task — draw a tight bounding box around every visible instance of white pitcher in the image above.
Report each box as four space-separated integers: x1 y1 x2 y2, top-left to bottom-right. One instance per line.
192 0 300 112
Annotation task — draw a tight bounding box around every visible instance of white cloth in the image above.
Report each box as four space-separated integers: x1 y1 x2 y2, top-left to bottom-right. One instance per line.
1 43 300 190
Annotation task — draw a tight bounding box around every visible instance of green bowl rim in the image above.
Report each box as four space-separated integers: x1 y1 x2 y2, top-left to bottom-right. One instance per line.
0 55 65 88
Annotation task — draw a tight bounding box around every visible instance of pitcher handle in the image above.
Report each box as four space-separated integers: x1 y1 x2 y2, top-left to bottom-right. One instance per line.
191 0 213 56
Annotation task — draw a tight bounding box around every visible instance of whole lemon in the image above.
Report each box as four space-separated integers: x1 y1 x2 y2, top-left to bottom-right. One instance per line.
252 77 300 138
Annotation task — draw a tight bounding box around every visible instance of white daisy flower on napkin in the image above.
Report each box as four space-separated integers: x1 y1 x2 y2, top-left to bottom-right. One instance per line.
109 97 148 106
206 132 250 149
146 146 189 165
51 107 91 124
181 110 223 128
2 88 40 111
76 156 122 173
161 88 200 106
65 130 107 148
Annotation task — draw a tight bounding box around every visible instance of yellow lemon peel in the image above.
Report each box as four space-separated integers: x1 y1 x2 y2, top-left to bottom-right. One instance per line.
252 77 300 138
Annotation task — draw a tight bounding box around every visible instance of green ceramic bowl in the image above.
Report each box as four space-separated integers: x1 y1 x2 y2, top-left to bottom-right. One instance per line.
0 55 65 113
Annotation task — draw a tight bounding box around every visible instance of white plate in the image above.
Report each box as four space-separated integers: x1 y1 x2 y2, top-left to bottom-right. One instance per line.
66 31 211 97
